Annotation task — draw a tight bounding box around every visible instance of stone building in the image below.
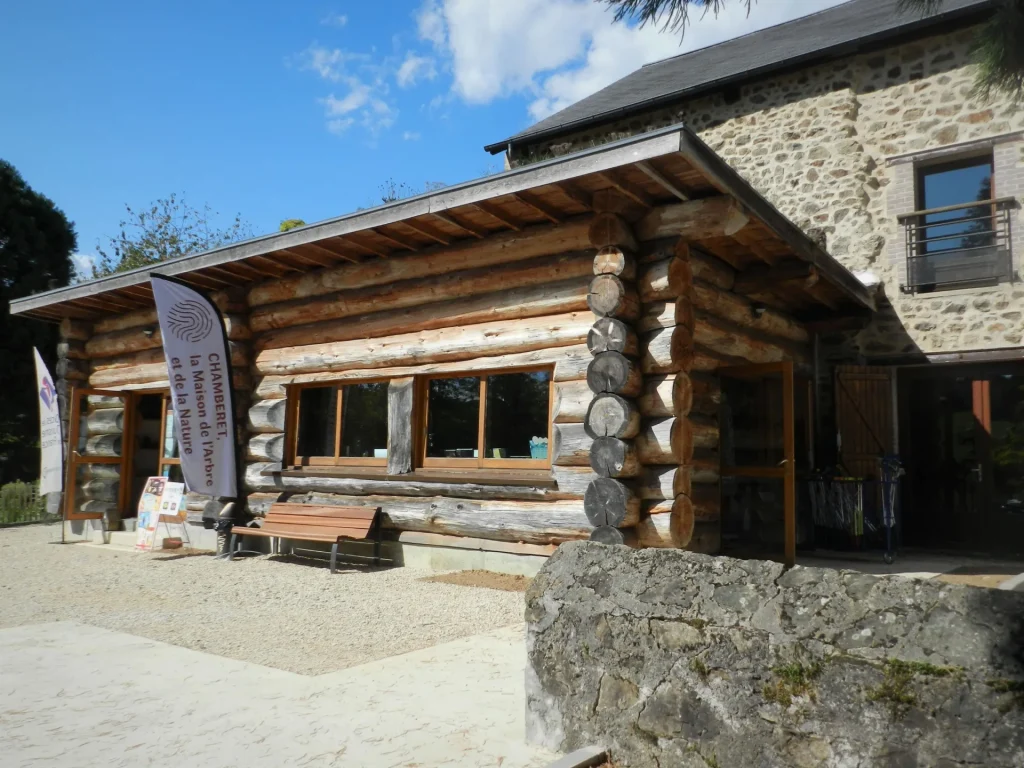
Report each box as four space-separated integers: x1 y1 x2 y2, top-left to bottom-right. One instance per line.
488 0 1024 556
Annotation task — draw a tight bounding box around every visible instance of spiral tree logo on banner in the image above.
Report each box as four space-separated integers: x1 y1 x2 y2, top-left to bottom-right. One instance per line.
150 275 238 499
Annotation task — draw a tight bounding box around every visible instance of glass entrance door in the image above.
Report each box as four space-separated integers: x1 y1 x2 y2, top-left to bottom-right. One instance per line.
900 364 1024 554
64 388 130 523
719 361 797 566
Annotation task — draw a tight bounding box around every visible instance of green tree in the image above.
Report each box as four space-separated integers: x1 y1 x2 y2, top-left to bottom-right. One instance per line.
0 161 76 483
279 218 306 232
92 192 251 277
601 0 1024 101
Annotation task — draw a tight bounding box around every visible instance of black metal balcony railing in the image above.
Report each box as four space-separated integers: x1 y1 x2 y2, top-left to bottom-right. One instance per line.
899 197 1016 294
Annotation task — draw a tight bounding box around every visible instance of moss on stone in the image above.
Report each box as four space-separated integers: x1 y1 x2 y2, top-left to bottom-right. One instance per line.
987 679 1024 713
690 657 710 681
867 659 963 719
762 661 823 707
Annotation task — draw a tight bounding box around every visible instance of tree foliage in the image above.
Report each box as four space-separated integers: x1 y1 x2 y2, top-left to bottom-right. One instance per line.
376 178 447 205
601 0 1024 101
0 160 76 484
92 193 251 277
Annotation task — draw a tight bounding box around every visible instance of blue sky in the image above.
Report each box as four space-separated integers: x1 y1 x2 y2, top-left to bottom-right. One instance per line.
0 0 844 275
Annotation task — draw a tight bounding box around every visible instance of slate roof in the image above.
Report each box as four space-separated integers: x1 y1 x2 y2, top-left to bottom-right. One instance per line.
484 0 994 154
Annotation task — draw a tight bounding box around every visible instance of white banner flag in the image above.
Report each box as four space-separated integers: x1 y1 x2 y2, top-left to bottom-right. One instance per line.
150 275 238 498
33 348 64 496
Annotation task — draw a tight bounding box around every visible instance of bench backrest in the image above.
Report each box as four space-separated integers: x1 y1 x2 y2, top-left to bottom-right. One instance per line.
263 503 379 539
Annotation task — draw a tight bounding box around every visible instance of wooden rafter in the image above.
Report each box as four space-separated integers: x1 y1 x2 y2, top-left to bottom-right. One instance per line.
180 272 230 290
280 247 337 268
118 285 154 300
312 239 362 263
370 228 420 252
431 211 487 239
191 270 236 287
470 201 522 231
730 228 776 266
401 220 451 246
636 161 691 201
556 182 593 211
222 260 271 281
511 192 561 224
201 264 253 283
339 236 391 259
596 170 654 208
246 255 295 277
71 295 138 313
734 262 815 295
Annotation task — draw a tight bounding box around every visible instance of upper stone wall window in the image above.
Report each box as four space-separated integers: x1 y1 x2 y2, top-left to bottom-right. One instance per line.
900 152 1014 293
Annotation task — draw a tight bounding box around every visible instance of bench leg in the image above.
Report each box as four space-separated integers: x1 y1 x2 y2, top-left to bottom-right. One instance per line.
374 521 382 566
330 541 339 574
228 533 239 560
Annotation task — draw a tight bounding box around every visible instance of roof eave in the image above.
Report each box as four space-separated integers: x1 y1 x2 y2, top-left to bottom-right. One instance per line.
10 126 686 318
484 1 993 155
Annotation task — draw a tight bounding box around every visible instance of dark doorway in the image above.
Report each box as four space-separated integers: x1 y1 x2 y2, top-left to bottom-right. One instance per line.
899 362 1024 555
127 393 164 518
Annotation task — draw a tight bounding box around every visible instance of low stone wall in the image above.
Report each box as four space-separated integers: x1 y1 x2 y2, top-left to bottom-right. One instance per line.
525 542 1024 767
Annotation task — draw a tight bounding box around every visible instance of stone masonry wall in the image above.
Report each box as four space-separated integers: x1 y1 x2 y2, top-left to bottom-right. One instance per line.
526 541 1024 767
514 28 1024 358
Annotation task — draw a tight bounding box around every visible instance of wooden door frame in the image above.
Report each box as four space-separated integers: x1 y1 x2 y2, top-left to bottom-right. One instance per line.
64 387 131 521
719 360 797 567
64 387 175 522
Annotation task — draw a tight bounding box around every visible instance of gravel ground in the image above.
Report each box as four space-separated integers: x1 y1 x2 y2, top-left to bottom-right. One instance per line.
0 524 526 675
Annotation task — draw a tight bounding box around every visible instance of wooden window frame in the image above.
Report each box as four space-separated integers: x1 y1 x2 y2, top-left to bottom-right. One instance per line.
417 366 554 471
285 378 391 468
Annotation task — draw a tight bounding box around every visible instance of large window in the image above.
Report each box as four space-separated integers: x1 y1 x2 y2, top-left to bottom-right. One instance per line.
421 369 552 469
916 155 994 255
289 381 389 466
904 153 1012 292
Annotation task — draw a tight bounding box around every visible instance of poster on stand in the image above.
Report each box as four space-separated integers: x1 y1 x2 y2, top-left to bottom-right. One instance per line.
135 477 186 551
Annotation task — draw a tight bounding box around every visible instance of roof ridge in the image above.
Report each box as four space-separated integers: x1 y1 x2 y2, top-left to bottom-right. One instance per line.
639 0 861 70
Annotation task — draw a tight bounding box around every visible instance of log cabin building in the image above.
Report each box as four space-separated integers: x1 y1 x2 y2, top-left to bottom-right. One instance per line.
11 127 876 568
484 0 1024 560
11 0 1024 567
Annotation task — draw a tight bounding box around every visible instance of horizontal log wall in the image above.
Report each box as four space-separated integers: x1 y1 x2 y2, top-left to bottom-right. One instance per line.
235 227 604 548
65 203 810 554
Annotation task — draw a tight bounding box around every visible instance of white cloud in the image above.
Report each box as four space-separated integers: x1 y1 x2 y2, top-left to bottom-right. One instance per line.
323 82 372 115
396 53 436 88
71 252 96 278
297 43 400 137
298 45 368 82
327 117 355 135
417 0 849 120
417 0 446 47
403 130 421 141
321 81 396 135
321 13 348 27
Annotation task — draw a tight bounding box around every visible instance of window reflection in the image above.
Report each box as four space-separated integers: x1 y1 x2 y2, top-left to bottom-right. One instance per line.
296 386 338 458
426 377 480 458
339 382 388 458
485 371 550 460
919 158 994 254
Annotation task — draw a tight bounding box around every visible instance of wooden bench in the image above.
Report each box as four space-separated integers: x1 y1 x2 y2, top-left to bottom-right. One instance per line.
229 503 383 572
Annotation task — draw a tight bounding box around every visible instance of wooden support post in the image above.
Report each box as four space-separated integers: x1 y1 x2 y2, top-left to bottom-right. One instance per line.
584 214 642 540
387 377 415 475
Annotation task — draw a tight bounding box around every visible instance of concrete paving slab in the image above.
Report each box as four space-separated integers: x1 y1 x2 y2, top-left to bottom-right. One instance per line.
0 621 556 768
